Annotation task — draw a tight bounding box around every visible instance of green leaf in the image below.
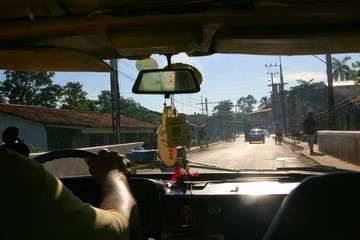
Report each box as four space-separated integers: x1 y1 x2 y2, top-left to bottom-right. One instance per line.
181 158 187 169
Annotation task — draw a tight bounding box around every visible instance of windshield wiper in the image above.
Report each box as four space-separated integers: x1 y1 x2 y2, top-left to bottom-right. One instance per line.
187 161 242 172
276 165 354 173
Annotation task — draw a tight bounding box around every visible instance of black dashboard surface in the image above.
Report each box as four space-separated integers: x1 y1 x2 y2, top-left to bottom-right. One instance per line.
61 173 308 239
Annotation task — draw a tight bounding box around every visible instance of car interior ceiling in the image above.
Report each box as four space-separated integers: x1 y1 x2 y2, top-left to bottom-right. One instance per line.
1 1 360 71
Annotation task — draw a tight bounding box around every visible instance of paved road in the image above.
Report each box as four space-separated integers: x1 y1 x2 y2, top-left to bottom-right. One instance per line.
186 135 318 172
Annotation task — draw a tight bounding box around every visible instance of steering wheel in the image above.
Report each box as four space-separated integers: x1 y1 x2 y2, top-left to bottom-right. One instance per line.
33 149 97 164
33 149 167 239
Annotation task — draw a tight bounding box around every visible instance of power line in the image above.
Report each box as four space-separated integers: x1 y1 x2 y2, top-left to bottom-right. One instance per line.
119 59 138 73
118 71 135 81
57 72 86 85
87 73 108 97
173 98 202 111
195 96 218 115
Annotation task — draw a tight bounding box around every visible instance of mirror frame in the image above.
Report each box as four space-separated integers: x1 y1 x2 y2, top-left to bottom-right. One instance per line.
132 68 201 95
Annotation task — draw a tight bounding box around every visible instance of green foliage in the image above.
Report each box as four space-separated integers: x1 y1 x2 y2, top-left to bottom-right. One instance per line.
258 96 271 110
97 90 113 114
332 56 351 81
60 81 87 110
0 71 160 125
75 98 100 113
181 157 189 172
285 79 324 115
95 90 161 125
349 61 360 85
237 95 257 112
213 100 234 122
29 143 41 153
213 100 233 113
0 70 61 107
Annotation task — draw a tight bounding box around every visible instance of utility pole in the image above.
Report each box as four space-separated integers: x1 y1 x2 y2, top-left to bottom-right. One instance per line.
266 58 287 136
195 96 205 115
196 96 217 115
279 56 287 136
268 72 276 125
313 54 335 129
326 54 335 129
205 97 218 116
110 59 121 144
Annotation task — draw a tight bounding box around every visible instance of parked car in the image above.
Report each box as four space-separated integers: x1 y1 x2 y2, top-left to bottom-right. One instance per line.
126 147 158 165
249 129 265 143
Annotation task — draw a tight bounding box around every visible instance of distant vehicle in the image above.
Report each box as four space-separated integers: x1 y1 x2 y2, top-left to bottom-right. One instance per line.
126 147 158 165
244 121 263 142
249 129 265 144
264 130 271 137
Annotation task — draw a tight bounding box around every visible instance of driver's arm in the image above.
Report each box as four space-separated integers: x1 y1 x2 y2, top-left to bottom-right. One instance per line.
86 149 140 239
0 146 138 240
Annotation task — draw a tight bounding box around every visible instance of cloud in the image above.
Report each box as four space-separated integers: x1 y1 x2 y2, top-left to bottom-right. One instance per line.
283 71 327 82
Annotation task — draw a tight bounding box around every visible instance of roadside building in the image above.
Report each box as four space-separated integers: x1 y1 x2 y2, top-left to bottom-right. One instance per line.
314 95 360 130
246 108 272 130
0 103 158 152
288 80 360 131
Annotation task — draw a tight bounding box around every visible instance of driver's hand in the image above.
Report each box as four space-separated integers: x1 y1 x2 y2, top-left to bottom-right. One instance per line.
85 149 132 183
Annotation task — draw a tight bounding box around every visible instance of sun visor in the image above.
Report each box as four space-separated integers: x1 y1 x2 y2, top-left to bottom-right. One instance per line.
214 26 360 55
107 23 203 56
0 48 113 72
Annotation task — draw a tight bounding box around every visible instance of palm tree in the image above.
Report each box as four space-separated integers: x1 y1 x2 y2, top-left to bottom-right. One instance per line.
332 56 351 81
258 96 271 110
237 95 257 112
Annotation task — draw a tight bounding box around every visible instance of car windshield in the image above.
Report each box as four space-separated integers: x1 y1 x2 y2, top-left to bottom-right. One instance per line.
2 52 360 177
1 1 360 177
250 130 263 134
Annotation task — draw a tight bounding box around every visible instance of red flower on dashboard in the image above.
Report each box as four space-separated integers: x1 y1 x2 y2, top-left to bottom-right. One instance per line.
171 167 199 183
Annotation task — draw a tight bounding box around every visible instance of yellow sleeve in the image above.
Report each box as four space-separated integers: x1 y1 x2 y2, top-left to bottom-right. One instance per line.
0 147 129 240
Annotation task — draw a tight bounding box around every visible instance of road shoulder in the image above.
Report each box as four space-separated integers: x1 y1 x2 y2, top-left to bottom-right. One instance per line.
283 136 360 171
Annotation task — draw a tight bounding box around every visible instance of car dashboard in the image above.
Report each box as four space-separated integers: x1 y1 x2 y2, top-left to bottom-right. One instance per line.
60 172 314 240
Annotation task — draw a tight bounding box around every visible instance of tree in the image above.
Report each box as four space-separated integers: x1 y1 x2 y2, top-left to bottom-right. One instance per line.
33 84 63 108
75 98 100 113
213 100 233 122
213 100 233 114
285 79 326 116
119 97 161 124
237 95 257 112
60 81 87 110
97 90 113 114
332 56 351 81
0 70 61 107
258 96 271 110
96 90 161 125
349 60 360 85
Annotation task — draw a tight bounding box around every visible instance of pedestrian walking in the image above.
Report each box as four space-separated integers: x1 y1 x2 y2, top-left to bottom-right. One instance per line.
294 125 300 143
198 127 207 150
290 125 296 144
303 112 317 154
274 124 283 145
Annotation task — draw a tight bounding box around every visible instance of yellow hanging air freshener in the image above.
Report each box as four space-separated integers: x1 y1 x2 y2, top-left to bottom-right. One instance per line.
166 114 187 147
157 106 178 167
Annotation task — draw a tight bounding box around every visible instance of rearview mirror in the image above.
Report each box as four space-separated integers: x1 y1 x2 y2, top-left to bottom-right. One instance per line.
132 68 200 95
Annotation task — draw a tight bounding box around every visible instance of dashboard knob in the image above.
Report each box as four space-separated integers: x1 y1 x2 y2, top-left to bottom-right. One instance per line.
208 204 221 215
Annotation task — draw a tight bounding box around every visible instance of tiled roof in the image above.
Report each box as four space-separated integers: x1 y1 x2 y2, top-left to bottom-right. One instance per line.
0 103 157 129
324 80 356 87
247 108 272 115
336 95 360 107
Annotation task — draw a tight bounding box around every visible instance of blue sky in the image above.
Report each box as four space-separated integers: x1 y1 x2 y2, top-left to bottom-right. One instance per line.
2 53 359 114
